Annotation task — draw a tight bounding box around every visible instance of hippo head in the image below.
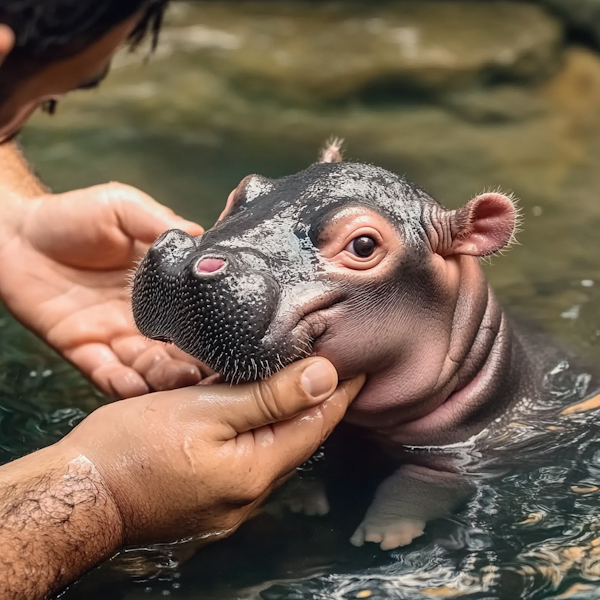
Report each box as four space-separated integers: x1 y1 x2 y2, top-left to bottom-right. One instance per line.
132 147 516 434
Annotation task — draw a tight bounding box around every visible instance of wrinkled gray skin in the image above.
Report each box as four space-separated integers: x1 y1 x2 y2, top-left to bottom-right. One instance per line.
132 149 567 550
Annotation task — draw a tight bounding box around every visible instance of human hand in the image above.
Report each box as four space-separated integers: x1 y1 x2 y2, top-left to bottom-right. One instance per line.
60 357 366 545
0 182 206 398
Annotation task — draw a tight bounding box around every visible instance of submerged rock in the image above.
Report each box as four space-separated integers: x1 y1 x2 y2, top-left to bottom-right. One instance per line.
157 1 563 103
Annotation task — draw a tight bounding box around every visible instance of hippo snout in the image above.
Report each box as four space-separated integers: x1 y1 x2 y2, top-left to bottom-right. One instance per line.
150 228 199 267
131 229 199 343
132 233 294 382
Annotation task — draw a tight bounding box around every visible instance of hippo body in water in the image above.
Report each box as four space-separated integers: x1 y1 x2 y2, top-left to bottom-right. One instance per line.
132 145 595 550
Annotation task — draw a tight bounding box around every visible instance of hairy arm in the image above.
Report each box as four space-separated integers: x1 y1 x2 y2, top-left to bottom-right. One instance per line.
0 447 124 600
0 360 363 598
0 141 46 197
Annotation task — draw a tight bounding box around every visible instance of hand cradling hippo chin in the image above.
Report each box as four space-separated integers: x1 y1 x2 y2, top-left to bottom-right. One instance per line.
132 142 598 551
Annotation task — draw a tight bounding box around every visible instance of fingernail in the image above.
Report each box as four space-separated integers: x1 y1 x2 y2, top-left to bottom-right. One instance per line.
301 361 337 398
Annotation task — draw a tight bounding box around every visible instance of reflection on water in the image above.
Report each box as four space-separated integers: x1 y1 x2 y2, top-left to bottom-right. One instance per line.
4 1 600 598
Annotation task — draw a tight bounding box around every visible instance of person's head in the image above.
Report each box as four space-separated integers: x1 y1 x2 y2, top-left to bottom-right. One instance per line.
0 0 170 143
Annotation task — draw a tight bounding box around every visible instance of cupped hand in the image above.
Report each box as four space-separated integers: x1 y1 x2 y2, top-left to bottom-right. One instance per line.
60 357 366 545
0 182 205 398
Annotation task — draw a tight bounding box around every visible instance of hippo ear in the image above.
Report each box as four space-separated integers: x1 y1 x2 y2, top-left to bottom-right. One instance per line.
319 137 344 163
218 174 274 222
441 192 517 257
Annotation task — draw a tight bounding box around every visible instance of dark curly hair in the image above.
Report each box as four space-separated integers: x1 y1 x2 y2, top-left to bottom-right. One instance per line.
0 0 170 60
0 1 170 108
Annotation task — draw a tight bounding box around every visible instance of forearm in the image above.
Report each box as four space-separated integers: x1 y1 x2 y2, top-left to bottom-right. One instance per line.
0 141 46 198
0 444 124 599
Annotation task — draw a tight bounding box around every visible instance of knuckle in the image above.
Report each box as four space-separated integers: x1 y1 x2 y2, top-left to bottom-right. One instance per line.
252 380 283 422
102 182 145 205
103 180 128 197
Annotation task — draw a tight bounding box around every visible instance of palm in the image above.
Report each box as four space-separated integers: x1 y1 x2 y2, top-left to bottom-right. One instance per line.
0 183 206 398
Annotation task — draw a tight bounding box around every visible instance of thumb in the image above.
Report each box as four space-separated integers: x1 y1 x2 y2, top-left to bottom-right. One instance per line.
0 25 15 67
223 363 366 490
208 358 341 436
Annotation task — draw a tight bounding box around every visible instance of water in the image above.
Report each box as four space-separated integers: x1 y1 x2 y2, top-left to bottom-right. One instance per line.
6 1 600 598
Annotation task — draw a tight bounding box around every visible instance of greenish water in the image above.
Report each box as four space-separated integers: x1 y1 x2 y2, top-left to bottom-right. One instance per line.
5 1 600 598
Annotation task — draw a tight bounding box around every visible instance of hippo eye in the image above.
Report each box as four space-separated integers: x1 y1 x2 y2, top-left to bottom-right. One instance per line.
348 236 376 258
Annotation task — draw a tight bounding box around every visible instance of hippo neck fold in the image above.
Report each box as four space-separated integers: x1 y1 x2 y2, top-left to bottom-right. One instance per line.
344 272 533 448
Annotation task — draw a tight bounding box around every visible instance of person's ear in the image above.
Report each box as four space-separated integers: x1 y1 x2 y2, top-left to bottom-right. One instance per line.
0 25 15 67
439 192 517 257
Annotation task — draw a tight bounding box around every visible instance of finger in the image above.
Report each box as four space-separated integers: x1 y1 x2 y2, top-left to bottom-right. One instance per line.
249 375 366 482
111 335 154 366
164 345 214 374
111 335 205 374
66 344 150 398
198 373 225 386
146 359 202 391
130 346 202 390
204 358 340 435
0 25 15 65
100 182 204 242
100 365 150 399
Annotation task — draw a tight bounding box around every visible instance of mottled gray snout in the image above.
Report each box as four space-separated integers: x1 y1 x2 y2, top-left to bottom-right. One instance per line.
151 228 199 268
132 234 297 382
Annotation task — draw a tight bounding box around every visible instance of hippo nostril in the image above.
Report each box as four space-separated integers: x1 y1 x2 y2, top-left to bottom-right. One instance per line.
196 257 226 274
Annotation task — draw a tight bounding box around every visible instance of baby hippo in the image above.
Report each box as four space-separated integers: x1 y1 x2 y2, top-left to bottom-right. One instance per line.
132 144 567 550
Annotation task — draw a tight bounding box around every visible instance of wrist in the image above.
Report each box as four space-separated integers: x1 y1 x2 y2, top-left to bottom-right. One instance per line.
0 141 47 198
47 440 126 551
0 141 46 253
0 178 34 256
0 443 124 598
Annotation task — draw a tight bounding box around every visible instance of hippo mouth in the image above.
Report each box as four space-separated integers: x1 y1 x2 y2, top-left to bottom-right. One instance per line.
287 309 329 357
208 300 335 383
179 307 330 384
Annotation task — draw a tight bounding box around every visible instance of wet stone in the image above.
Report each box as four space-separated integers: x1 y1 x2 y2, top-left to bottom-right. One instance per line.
161 1 564 103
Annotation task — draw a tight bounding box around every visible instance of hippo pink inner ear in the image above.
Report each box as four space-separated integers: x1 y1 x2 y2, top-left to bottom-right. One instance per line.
444 193 517 257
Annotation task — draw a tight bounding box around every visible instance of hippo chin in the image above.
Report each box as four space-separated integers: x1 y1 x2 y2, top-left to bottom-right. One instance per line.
132 143 594 550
